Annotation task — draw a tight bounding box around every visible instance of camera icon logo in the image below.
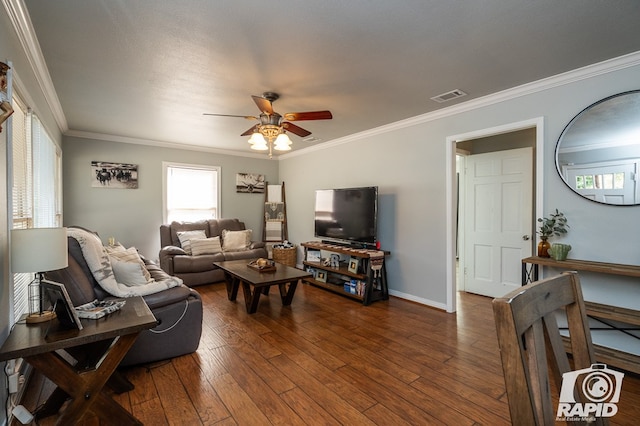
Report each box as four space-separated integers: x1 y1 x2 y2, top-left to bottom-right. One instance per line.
557 363 624 420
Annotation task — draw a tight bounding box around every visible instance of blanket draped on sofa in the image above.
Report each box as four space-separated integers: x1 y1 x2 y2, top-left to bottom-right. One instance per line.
68 227 181 297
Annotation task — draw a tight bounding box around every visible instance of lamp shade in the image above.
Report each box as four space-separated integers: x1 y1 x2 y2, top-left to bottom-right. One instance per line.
248 132 266 145
274 133 292 151
11 227 68 273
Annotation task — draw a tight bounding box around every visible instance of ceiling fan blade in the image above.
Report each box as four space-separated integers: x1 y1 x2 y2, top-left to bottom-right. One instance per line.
252 95 274 115
203 113 258 120
281 122 312 137
240 124 260 136
283 110 332 121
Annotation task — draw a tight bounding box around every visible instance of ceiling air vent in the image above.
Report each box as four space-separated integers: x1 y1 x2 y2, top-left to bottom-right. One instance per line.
431 89 467 103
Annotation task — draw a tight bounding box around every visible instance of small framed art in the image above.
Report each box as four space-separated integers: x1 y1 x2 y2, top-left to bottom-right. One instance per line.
348 257 360 274
316 270 327 283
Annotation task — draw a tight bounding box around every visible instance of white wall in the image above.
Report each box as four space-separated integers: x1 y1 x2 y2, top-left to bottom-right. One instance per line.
279 55 640 309
62 136 278 259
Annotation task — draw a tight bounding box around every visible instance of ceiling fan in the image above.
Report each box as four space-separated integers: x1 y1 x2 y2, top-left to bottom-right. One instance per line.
203 91 332 140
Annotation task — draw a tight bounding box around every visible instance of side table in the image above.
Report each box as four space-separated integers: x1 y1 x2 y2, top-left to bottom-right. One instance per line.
0 296 156 425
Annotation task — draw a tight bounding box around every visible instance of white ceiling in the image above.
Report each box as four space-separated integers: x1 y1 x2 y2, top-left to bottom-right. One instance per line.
21 0 640 157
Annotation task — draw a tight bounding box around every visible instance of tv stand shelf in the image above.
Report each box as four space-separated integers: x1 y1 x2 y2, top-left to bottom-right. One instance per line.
522 256 640 374
302 242 389 305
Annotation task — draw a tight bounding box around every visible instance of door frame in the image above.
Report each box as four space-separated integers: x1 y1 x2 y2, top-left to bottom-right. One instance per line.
445 117 544 313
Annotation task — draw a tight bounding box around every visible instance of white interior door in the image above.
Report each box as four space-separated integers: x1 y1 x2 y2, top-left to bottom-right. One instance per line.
463 147 533 298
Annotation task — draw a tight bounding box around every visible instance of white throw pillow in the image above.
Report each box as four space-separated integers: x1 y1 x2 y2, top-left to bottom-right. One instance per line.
177 230 207 255
190 236 222 256
111 258 150 287
222 229 252 252
106 245 152 281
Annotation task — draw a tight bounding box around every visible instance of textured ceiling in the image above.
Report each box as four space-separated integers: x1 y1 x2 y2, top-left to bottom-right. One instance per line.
22 0 640 157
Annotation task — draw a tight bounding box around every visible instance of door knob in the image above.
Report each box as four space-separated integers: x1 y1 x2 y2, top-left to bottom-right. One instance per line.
522 235 530 241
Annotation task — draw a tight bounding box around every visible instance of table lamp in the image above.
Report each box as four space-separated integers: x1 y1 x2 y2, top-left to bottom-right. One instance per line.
11 227 68 323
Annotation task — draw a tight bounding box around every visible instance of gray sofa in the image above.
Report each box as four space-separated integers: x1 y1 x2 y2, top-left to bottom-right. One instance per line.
46 227 203 366
159 218 267 287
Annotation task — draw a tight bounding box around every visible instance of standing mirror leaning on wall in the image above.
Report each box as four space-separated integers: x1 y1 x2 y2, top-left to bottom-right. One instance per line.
555 89 640 205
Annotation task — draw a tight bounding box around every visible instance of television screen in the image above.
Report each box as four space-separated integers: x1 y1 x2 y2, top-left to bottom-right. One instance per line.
314 186 378 244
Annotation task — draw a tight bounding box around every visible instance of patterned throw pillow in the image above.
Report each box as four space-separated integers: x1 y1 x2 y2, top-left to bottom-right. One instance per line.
177 230 207 255
222 229 252 252
190 236 223 256
106 245 152 282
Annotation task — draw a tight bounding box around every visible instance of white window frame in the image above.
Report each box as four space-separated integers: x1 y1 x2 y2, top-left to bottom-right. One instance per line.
162 162 221 224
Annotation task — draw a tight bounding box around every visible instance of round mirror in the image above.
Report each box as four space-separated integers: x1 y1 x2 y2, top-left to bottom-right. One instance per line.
555 90 640 205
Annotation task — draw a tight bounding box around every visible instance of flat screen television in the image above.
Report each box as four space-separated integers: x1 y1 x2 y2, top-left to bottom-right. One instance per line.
314 186 378 245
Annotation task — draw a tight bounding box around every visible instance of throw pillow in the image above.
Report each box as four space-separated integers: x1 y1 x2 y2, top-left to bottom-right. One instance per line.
177 230 207 255
106 246 152 282
190 236 222 256
111 258 150 287
222 229 252 252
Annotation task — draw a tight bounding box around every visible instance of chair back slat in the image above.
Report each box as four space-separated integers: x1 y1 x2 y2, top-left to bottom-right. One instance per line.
493 271 609 426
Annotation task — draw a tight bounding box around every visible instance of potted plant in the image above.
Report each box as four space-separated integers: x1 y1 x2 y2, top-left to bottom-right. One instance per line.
537 209 569 257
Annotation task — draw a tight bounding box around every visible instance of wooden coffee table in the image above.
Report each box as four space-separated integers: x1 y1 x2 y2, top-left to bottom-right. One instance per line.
214 259 311 313
0 296 156 425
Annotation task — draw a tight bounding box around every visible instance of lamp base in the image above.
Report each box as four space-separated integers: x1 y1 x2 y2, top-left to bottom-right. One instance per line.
26 310 56 324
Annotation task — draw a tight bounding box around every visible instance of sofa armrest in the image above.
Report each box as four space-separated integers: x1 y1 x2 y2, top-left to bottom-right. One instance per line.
161 245 187 256
159 245 186 275
250 241 265 250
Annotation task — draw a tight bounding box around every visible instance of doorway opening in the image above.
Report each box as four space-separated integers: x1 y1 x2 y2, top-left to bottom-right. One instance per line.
445 118 544 313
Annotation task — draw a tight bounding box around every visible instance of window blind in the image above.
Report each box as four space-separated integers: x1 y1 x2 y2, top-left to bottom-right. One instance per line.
11 97 32 320
10 102 62 323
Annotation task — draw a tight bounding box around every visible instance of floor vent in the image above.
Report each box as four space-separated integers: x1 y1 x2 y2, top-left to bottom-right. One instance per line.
431 89 467 103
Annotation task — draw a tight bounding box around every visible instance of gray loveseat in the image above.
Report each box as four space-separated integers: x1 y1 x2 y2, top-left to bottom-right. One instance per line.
159 218 267 287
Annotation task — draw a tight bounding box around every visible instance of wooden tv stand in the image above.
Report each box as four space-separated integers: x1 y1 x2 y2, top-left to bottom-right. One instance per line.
522 256 640 374
301 241 389 305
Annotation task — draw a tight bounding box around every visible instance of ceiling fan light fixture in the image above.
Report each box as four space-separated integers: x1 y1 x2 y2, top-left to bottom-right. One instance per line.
274 133 292 151
206 92 332 157
250 140 268 150
248 132 266 145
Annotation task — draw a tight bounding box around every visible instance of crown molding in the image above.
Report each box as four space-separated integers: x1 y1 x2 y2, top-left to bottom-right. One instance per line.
3 0 68 132
283 50 640 159
64 129 270 159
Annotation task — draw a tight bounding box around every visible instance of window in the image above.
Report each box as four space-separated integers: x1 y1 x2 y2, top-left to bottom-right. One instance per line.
10 95 62 322
163 162 220 223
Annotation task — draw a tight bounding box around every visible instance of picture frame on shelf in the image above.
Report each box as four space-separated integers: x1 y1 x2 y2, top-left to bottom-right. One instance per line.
316 270 327 283
306 250 321 262
348 256 360 274
40 280 83 330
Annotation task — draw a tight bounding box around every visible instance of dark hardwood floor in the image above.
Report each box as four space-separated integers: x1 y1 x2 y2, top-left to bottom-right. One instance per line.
19 282 640 425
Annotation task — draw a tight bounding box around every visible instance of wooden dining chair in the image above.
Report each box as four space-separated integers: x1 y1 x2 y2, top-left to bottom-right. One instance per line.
493 271 609 426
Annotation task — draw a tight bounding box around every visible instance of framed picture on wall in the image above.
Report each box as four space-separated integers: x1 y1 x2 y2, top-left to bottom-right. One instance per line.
91 161 138 189
236 173 265 193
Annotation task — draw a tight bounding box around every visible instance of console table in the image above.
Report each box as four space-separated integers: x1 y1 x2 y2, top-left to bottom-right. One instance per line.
0 296 156 425
521 256 640 374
